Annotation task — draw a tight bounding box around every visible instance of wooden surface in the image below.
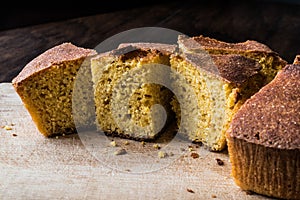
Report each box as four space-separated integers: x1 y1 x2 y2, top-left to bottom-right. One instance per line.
0 82 276 199
1 0 300 83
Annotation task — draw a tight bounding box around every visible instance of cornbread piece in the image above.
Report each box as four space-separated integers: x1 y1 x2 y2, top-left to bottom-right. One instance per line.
12 43 97 137
91 45 176 140
170 53 263 151
226 64 300 199
178 35 287 84
168 35 287 151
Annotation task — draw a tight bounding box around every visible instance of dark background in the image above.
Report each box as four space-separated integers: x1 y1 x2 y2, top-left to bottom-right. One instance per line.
0 0 300 82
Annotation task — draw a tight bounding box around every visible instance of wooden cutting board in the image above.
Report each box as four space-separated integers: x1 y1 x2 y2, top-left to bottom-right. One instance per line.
0 83 275 200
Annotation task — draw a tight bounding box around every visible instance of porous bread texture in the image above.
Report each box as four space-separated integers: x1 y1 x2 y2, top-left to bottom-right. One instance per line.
91 47 175 140
170 53 263 151
91 37 283 151
170 35 287 150
226 64 300 199
12 43 97 137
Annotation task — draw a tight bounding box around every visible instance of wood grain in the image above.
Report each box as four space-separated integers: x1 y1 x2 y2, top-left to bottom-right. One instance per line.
0 83 276 199
0 0 300 83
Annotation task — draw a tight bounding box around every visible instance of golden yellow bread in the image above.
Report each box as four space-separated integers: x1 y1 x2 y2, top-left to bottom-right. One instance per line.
12 43 97 137
91 36 286 151
226 62 300 199
91 44 176 140
169 35 287 150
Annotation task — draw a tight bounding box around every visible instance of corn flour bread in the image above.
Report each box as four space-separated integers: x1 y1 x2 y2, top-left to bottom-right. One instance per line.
91 36 286 151
169 35 287 150
12 43 97 137
91 44 177 140
226 61 300 199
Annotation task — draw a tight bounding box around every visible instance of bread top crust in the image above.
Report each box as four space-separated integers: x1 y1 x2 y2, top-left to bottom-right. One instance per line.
12 42 97 86
93 43 176 63
227 64 300 150
182 53 261 86
94 42 262 86
178 34 280 55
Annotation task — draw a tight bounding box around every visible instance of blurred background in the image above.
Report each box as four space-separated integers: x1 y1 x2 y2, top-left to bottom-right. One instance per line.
0 0 299 82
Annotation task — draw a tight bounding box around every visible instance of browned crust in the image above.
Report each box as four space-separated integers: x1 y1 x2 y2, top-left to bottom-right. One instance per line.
179 34 274 54
179 53 261 86
227 64 300 150
294 55 300 64
12 42 97 86
93 44 174 63
227 137 300 199
117 42 177 54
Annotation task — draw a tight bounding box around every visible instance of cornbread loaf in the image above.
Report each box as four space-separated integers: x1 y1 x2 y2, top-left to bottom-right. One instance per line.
226 63 300 199
12 43 97 137
169 35 287 150
91 44 177 140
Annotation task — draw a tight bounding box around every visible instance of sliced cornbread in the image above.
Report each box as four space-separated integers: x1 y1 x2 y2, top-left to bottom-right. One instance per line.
169 35 286 150
226 63 300 199
170 52 263 150
91 38 284 151
12 43 97 137
91 44 176 140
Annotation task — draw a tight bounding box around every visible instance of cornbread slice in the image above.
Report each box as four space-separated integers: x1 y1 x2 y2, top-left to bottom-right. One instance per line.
226 63 300 199
170 35 287 151
12 43 97 137
170 53 263 151
91 44 176 140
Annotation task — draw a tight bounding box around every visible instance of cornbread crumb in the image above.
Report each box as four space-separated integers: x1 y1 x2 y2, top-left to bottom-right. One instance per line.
124 141 130 145
114 148 127 155
188 147 194 152
110 140 117 147
211 194 217 198
141 141 146 147
153 143 161 149
158 151 167 158
4 126 12 130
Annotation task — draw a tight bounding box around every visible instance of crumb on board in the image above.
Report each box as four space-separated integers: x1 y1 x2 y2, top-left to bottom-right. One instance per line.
110 140 117 147
12 133 17 137
188 146 194 152
124 141 130 145
191 152 199 159
3 125 12 130
141 141 146 146
211 194 217 198
187 188 195 193
158 151 167 158
114 148 127 155
153 143 161 149
216 158 224 166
